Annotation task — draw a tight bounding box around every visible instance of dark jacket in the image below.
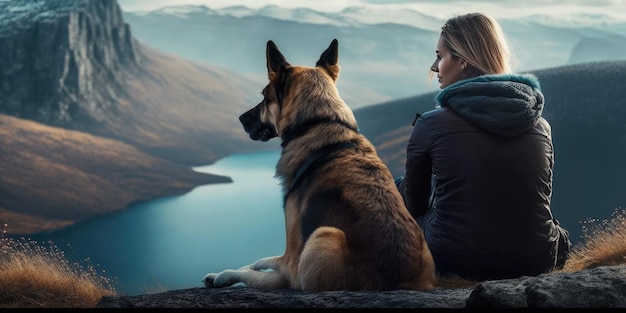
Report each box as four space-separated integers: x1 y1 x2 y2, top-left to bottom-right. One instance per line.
397 74 563 280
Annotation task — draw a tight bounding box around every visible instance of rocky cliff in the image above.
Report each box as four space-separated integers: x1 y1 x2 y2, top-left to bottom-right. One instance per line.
0 0 138 130
96 265 626 308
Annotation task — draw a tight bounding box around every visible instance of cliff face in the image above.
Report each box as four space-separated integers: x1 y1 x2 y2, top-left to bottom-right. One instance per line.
0 0 138 130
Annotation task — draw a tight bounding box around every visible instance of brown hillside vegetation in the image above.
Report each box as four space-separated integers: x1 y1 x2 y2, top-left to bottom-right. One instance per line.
106 43 272 166
0 114 230 235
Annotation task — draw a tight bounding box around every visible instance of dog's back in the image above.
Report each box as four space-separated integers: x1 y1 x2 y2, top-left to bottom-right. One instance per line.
286 131 436 290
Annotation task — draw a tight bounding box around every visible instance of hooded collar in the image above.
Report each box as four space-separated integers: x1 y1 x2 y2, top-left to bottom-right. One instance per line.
435 73 545 137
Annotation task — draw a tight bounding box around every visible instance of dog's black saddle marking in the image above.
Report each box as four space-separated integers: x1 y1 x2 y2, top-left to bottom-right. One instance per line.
285 141 358 201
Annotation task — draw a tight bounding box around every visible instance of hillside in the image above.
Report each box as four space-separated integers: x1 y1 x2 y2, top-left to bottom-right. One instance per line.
354 60 626 244
107 43 273 165
0 0 269 235
0 114 230 235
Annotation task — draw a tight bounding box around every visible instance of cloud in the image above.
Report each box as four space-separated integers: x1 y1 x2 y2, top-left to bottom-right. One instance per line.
360 0 622 6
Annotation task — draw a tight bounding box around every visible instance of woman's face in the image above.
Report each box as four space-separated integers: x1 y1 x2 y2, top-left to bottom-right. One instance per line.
431 35 465 89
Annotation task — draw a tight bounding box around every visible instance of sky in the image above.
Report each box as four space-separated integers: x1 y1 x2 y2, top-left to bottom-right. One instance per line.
117 0 626 21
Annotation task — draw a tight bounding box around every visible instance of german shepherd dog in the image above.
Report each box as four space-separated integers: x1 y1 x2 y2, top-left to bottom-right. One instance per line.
203 39 436 291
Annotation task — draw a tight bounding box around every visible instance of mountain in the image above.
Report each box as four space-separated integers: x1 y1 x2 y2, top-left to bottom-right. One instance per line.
122 5 625 108
0 0 264 166
0 0 268 235
567 35 626 64
354 60 626 244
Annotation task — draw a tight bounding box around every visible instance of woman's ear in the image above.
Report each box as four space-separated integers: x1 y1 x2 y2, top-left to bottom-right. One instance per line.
460 58 468 71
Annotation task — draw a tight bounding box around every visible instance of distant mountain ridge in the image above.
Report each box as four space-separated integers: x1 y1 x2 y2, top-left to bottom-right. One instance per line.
123 4 626 108
128 4 444 29
130 4 626 31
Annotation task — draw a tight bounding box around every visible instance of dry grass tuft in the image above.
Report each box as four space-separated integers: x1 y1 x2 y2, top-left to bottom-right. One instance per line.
0 226 117 308
562 208 626 272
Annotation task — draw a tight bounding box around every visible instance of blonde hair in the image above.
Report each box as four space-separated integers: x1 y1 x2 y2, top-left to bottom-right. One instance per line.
431 13 516 79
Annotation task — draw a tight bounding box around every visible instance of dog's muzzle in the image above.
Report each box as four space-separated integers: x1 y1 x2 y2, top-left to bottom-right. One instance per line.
239 106 278 141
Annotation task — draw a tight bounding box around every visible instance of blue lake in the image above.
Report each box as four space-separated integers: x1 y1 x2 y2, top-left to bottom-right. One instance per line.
27 150 285 296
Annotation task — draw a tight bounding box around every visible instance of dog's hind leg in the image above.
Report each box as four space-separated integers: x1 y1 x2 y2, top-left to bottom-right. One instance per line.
297 226 351 291
247 256 282 270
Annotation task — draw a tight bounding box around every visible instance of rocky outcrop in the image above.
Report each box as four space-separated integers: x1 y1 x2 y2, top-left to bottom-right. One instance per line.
96 265 626 308
0 0 138 130
466 265 626 308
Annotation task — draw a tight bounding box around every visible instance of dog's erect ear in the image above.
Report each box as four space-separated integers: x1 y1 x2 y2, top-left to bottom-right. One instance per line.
315 39 340 81
266 40 290 80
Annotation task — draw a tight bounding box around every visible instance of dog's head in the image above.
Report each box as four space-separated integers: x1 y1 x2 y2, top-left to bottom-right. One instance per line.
239 39 340 142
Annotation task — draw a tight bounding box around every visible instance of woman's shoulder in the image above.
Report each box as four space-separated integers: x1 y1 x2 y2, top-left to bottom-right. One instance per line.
421 107 448 118
534 116 552 137
419 107 459 122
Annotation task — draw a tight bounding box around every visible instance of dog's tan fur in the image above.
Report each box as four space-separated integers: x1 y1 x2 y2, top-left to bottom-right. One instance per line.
203 39 436 291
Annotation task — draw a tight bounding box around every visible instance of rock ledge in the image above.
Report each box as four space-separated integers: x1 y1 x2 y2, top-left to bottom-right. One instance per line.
97 265 626 308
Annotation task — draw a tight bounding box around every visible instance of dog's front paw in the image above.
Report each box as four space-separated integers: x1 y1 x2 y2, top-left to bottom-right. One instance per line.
203 270 240 288
203 273 218 288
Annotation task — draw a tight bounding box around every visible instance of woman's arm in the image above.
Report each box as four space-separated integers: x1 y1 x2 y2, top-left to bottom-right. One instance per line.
398 116 433 219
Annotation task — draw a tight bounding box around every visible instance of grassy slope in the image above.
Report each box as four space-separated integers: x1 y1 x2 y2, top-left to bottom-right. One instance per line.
0 114 230 235
90 43 271 166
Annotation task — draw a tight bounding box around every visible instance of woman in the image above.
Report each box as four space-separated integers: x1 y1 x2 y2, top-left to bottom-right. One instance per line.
395 12 571 281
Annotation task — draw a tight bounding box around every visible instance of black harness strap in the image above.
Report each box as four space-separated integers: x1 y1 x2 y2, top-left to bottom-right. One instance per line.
284 141 358 201
280 117 360 201
281 118 358 148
